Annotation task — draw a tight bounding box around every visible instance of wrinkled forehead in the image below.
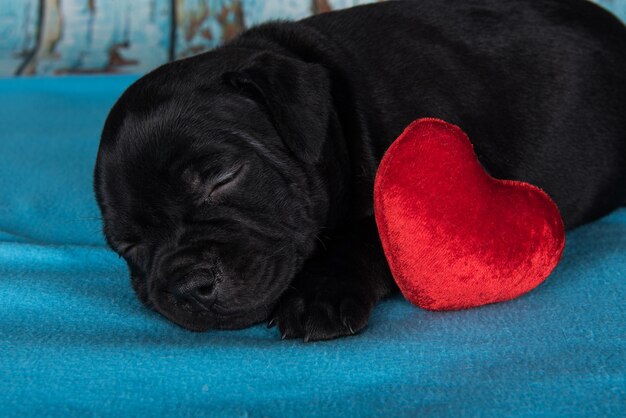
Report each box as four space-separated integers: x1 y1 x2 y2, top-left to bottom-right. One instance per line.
99 87 279 173
115 90 269 144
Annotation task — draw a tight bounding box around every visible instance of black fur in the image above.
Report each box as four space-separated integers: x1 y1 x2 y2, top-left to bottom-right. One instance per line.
94 0 626 341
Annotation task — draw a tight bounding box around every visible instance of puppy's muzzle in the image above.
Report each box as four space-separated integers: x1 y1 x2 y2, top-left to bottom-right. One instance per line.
164 268 217 312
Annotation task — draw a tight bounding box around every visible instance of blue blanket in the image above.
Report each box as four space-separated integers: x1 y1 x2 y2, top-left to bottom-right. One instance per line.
0 76 624 417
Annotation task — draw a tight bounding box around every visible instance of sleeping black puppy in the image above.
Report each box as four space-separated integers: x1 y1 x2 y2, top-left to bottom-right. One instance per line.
94 0 626 341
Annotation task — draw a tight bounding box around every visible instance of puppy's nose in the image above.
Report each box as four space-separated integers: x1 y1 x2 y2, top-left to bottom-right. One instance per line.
167 269 216 311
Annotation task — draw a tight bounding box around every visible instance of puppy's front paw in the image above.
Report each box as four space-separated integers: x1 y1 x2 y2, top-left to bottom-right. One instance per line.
269 285 373 342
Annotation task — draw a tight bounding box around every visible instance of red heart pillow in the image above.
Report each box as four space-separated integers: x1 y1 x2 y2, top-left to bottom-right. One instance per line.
374 118 565 310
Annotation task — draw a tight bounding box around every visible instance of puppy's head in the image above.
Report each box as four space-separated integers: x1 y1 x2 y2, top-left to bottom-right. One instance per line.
94 49 334 330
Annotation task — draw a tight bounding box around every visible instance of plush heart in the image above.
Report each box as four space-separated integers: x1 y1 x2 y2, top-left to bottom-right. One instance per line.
374 118 565 310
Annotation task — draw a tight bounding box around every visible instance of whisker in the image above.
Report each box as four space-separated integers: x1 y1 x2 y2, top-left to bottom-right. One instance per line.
262 243 290 261
314 234 327 251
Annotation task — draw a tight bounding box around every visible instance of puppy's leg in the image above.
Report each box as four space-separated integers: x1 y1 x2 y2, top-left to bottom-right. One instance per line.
270 217 397 342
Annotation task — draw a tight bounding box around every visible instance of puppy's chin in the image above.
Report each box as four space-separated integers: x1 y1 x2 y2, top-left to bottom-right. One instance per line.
150 294 273 331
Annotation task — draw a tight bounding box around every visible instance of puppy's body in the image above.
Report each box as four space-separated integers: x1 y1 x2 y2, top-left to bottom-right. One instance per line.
95 0 626 341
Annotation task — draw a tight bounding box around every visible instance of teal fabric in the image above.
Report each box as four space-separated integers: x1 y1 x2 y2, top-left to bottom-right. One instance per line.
0 76 624 417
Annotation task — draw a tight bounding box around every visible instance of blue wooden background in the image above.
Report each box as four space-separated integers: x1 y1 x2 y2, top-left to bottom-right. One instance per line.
0 0 624 76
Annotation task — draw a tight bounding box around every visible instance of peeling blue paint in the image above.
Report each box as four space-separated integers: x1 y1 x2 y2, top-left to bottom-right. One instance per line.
0 0 623 77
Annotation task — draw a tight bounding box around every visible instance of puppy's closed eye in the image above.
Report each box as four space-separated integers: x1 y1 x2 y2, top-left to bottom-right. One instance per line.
206 164 245 198
183 163 246 202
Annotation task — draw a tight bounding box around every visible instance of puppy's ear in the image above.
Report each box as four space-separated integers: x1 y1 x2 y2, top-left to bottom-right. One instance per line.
223 52 332 163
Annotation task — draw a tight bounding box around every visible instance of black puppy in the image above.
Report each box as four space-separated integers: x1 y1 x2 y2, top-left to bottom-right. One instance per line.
94 0 626 341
